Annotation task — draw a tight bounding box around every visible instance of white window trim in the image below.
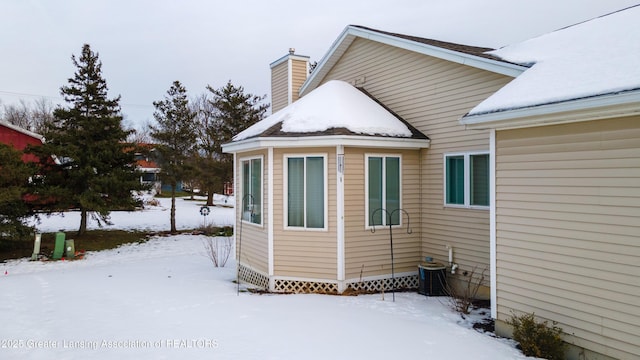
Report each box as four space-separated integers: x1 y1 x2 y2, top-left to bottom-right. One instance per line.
283 153 328 231
443 151 490 210
240 155 264 227
365 153 403 229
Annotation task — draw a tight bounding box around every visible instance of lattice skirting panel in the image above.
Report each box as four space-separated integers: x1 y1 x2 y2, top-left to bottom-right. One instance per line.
238 264 417 295
346 274 418 293
273 279 339 294
237 263 269 289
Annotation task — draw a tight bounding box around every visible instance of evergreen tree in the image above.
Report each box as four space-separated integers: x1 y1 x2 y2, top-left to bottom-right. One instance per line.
150 80 197 233
202 81 268 203
0 143 36 242
30 44 143 236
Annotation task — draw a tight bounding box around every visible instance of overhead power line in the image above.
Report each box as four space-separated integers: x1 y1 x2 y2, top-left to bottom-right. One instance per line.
0 90 154 108
0 90 60 101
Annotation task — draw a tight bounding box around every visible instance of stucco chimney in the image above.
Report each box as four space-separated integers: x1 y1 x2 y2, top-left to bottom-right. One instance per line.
270 49 310 113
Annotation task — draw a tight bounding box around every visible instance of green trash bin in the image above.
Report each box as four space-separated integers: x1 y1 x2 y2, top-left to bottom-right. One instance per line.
53 232 65 260
65 239 75 259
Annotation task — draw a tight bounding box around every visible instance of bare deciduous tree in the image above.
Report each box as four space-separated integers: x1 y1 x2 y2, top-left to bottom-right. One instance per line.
128 119 154 145
31 98 56 134
1 98 55 134
192 81 268 204
2 100 31 130
191 93 221 205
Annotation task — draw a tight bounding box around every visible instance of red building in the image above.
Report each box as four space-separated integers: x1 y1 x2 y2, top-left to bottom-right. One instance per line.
0 120 44 162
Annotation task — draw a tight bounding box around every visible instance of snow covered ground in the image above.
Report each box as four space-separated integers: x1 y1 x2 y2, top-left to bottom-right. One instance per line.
27 193 235 233
1 196 527 359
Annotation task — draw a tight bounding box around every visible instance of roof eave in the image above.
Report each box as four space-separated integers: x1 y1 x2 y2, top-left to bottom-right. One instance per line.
300 25 527 97
300 26 356 97
461 90 640 130
222 135 430 153
270 53 311 68
0 120 45 142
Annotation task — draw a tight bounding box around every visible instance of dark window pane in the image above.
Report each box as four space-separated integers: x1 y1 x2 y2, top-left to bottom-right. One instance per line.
386 157 400 225
446 156 465 205
287 158 304 227
306 157 324 228
471 154 489 206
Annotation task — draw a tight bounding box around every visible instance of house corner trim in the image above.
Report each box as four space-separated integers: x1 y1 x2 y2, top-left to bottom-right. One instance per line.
337 145 345 292
268 147 275 277
489 129 497 319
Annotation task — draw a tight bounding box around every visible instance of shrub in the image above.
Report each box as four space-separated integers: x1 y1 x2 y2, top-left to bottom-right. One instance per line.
445 267 486 315
507 312 566 360
203 236 233 268
144 198 160 207
197 225 233 237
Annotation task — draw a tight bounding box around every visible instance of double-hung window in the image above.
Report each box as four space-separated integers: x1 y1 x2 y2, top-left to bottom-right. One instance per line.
241 157 262 225
285 155 326 230
366 155 401 227
444 152 489 208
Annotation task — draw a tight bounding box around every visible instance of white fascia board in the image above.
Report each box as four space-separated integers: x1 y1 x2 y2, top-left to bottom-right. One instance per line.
462 90 640 130
270 53 311 68
222 135 430 153
300 26 525 96
300 27 355 96
347 27 525 77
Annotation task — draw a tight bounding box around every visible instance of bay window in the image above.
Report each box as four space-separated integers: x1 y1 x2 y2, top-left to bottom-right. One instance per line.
366 155 401 226
285 155 326 229
241 157 262 224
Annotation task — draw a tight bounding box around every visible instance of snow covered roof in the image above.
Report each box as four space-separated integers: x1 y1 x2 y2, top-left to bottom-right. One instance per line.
464 5 640 122
232 80 427 142
300 25 525 97
0 120 44 142
350 25 505 63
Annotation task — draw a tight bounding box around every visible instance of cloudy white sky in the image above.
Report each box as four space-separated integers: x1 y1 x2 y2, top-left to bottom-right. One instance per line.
1 0 638 129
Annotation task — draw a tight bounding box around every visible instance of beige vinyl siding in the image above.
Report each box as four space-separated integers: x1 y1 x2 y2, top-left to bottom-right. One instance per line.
322 37 513 284
271 61 288 113
343 148 422 279
495 116 640 360
290 59 307 103
236 150 269 274
272 147 337 279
